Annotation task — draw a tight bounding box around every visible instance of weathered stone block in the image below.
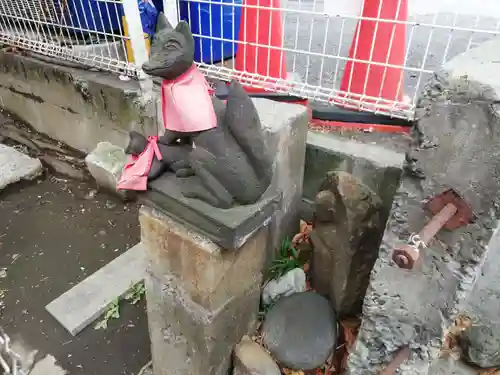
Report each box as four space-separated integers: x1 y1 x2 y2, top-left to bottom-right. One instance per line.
347 74 500 374
0 144 43 190
302 132 404 319
145 272 260 375
310 171 385 318
254 99 309 253
460 225 500 368
140 206 268 311
304 132 404 218
85 142 129 198
143 174 278 251
232 336 281 375
439 37 500 370
141 206 269 375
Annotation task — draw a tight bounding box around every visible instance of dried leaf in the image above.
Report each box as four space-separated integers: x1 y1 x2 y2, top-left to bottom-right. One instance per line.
299 220 309 233
292 221 313 246
334 320 361 373
342 318 361 330
441 313 472 360
292 232 305 245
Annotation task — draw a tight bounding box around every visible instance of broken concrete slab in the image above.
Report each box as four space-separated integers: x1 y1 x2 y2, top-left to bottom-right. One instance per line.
45 243 145 336
30 355 68 375
347 74 500 374
9 337 38 374
427 358 476 375
438 37 500 371
85 141 130 199
0 144 42 190
442 37 500 97
460 220 500 368
0 52 157 153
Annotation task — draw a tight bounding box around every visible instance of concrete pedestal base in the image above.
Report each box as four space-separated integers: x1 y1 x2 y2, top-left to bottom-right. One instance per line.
140 206 269 375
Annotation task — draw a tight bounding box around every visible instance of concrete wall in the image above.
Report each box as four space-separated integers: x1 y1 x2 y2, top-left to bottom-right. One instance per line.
0 52 158 153
303 132 405 221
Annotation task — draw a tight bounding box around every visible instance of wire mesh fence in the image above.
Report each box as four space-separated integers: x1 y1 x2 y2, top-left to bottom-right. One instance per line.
177 0 500 120
0 0 140 76
0 0 499 120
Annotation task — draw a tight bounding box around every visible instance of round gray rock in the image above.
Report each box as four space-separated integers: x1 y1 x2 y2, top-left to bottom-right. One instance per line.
262 291 337 370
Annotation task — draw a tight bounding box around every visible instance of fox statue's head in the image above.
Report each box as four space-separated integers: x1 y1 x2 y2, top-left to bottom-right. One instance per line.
142 13 195 80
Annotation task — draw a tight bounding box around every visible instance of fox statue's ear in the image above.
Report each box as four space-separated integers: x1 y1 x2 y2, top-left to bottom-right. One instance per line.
175 21 195 46
174 21 191 36
156 12 174 33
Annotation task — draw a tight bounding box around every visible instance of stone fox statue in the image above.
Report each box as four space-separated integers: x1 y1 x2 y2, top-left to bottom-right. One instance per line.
122 13 273 209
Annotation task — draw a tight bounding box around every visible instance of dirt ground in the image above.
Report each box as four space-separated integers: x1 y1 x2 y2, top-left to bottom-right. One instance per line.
0 174 150 375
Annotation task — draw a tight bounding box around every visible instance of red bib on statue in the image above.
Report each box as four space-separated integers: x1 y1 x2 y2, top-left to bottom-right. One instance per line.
160 65 217 132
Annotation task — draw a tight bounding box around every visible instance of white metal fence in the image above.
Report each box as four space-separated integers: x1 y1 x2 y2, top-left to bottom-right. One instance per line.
0 0 499 120
0 0 144 76
178 0 500 120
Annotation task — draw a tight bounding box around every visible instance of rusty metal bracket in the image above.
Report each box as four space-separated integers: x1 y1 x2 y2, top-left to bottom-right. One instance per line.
392 188 475 270
378 346 410 375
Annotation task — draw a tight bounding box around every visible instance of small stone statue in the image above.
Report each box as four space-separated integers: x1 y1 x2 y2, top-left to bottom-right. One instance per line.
118 13 273 209
310 171 384 318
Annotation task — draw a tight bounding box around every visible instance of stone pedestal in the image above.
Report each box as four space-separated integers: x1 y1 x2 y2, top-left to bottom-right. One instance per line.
253 99 309 253
140 206 269 375
347 73 500 374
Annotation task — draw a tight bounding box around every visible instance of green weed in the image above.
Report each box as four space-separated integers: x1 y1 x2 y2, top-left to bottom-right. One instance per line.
94 281 145 330
267 237 305 280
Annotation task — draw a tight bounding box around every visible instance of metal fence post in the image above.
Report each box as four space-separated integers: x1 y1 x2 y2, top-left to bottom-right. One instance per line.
163 0 180 27
122 0 154 100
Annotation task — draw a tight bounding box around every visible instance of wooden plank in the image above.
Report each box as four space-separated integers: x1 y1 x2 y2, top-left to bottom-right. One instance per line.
46 243 146 336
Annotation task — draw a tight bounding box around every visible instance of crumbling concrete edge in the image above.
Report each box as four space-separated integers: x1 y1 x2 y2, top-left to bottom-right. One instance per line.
347 71 500 374
0 52 159 153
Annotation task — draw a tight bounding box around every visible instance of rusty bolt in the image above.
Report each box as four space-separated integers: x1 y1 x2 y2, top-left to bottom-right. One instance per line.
392 188 475 270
